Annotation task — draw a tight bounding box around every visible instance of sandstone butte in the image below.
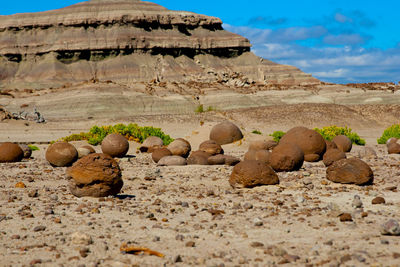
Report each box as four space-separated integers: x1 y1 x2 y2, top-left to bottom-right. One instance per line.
0 0 319 90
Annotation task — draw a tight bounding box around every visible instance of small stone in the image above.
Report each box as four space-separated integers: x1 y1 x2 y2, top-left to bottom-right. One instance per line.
243 203 253 209
79 247 90 258
11 234 20 239
71 232 93 245
352 195 363 208
393 252 400 259
185 241 195 247
30 259 42 265
371 196 385 204
181 202 189 207
33 225 46 232
28 189 38 198
15 182 26 188
381 219 400 236
253 217 263 226
174 255 183 263
380 239 389 244
339 213 352 222
153 236 160 242
250 241 264 248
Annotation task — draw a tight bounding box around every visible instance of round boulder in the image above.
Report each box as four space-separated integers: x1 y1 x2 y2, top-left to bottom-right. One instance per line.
229 160 279 188
67 153 123 197
270 143 304 172
140 136 163 153
387 142 400 154
326 158 373 185
280 127 326 162
332 135 352 152
244 149 271 164
209 121 243 145
187 150 211 165
77 146 95 159
157 155 187 166
386 137 398 146
208 154 240 166
101 134 129 158
0 142 24 163
46 142 78 167
167 138 191 158
19 144 32 158
323 148 346 167
151 148 172 163
199 140 223 155
249 140 269 151
325 140 338 150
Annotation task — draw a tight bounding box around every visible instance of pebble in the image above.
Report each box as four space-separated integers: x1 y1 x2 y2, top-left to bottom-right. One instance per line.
339 213 352 222
371 197 385 204
33 225 46 232
174 255 183 263
253 217 263 226
381 219 400 236
71 232 93 245
351 195 363 208
28 189 38 198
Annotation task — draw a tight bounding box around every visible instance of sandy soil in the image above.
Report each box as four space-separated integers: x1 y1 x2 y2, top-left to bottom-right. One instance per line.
1 101 400 266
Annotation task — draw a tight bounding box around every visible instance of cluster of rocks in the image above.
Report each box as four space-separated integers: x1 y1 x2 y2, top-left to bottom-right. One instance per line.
145 121 242 167
232 126 374 188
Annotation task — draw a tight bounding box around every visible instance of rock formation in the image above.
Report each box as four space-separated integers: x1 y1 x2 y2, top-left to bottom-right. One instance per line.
0 0 319 90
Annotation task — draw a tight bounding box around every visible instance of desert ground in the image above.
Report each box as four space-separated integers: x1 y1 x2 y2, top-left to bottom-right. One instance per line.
1 95 400 267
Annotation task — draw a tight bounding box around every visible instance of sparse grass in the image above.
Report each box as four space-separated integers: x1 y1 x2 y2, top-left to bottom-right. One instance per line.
195 104 215 113
252 130 262 135
28 145 39 151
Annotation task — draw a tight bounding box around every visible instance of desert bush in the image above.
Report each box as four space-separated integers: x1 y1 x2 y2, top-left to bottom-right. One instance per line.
314 126 365 145
269 131 286 142
377 124 400 144
60 123 174 146
252 130 262 135
195 104 215 113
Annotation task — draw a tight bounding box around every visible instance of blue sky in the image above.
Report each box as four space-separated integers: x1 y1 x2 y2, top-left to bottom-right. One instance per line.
2 0 399 83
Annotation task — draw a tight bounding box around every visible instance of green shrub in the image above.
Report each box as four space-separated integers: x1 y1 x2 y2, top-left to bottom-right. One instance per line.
195 104 204 113
377 124 400 144
314 126 365 146
269 131 286 142
59 123 174 146
252 130 262 135
28 145 39 151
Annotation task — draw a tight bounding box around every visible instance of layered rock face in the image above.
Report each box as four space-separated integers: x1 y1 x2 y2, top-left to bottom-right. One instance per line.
0 0 318 89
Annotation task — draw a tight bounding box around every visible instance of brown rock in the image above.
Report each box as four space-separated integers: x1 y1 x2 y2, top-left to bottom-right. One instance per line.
386 137 398 145
248 140 276 151
67 153 123 197
304 153 320 162
323 148 346 167
198 140 223 155
101 133 129 158
387 142 400 154
280 127 326 161
19 144 32 158
81 145 95 153
325 140 338 150
187 150 211 165
339 213 352 222
244 149 271 164
209 121 243 145
269 143 304 172
229 160 279 188
326 158 373 185
167 138 191 158
157 155 187 166
151 148 172 163
77 147 93 159
140 136 164 153
208 154 240 166
45 142 78 167
0 142 24 163
371 197 385 204
332 135 352 152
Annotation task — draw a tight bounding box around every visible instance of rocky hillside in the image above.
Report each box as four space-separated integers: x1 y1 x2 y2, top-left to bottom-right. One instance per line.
0 0 319 90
